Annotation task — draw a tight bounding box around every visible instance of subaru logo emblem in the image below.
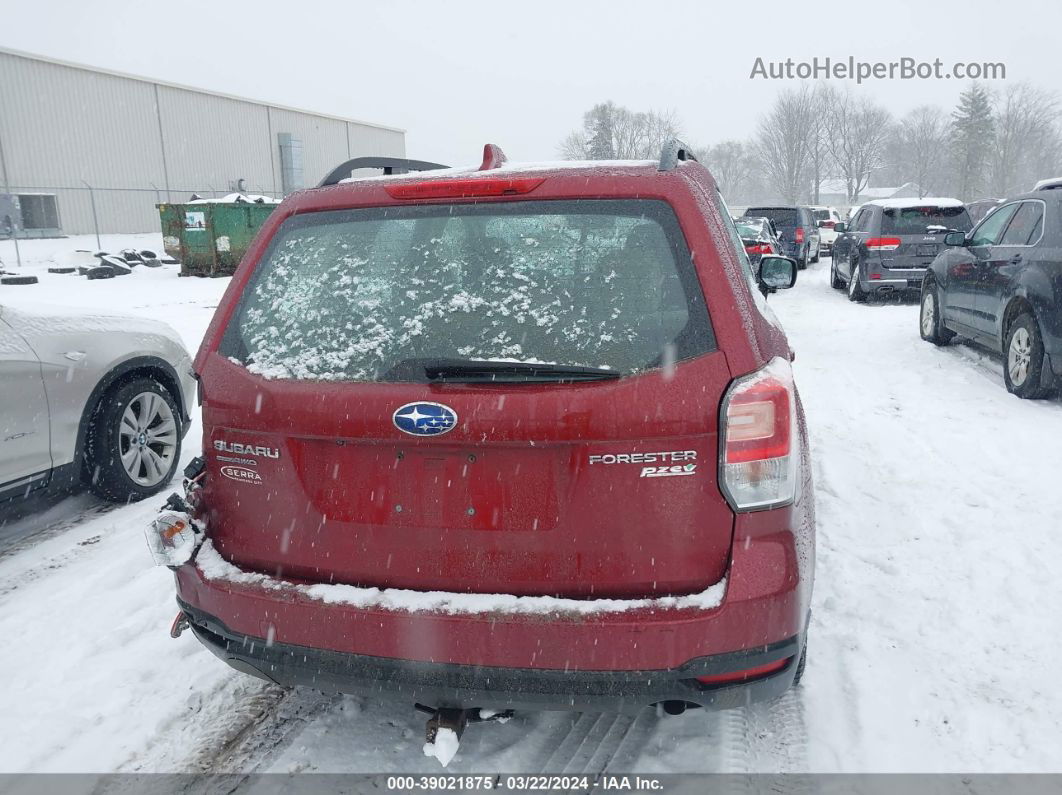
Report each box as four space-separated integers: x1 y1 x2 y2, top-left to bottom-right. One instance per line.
392 402 458 437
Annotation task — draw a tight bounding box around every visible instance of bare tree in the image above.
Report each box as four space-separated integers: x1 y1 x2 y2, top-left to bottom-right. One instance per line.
989 83 1060 196
559 102 683 160
755 86 817 203
806 84 833 204
895 106 950 197
701 140 758 199
822 89 893 202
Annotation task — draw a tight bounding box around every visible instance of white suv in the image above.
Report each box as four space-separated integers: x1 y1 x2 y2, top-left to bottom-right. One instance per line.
809 206 842 254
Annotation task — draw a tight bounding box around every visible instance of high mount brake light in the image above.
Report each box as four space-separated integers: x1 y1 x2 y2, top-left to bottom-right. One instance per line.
866 237 902 251
384 177 545 200
720 357 799 511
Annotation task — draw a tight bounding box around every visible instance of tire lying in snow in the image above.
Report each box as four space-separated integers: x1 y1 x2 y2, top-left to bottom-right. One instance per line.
48 266 77 274
1 275 39 285
85 265 116 280
99 255 132 275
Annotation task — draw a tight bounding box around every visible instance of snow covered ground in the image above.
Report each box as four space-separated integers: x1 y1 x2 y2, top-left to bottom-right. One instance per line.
1 234 1060 774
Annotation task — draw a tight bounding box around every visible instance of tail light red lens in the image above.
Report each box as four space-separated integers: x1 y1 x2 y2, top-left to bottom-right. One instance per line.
745 242 773 255
385 177 545 200
695 657 791 686
795 227 805 244
820 220 836 229
866 237 901 251
720 357 799 511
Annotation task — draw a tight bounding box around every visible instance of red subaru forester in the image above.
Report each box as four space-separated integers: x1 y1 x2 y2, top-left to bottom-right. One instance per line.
160 142 814 718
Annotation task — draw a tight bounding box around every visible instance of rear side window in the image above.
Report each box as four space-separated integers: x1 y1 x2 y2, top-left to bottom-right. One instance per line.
221 199 715 381
881 205 973 234
747 208 798 227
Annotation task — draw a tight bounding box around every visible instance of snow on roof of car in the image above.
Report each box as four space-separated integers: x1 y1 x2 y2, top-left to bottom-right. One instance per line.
864 197 965 209
1033 177 1062 191
335 159 662 185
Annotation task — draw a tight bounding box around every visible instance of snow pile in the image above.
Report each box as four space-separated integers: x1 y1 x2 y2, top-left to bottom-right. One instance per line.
423 728 460 767
195 540 726 616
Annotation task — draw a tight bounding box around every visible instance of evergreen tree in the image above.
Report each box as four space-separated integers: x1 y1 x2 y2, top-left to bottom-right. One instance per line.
951 84 995 200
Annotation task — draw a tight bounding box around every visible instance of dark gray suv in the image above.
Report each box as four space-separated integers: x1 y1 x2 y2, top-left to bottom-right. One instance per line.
745 206 820 269
831 199 973 302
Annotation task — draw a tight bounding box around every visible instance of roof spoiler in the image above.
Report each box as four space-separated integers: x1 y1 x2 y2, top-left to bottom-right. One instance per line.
318 157 449 188
658 139 698 172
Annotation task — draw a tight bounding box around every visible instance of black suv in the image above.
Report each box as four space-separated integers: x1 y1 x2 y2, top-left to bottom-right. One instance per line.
745 206 820 269
831 199 973 302
919 190 1061 399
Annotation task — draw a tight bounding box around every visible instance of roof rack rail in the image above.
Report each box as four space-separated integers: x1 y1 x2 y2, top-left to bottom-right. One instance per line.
658 139 699 172
318 157 449 188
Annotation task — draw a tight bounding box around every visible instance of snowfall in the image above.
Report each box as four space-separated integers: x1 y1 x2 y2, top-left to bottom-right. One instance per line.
1 232 1060 776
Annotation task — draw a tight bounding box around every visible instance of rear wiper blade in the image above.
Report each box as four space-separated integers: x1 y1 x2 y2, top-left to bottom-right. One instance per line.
382 358 621 383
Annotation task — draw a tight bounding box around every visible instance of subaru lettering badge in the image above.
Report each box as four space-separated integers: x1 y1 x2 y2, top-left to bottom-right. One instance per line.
392 402 458 437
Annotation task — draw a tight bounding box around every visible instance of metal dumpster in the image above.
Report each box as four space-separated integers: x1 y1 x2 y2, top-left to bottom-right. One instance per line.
158 200 278 277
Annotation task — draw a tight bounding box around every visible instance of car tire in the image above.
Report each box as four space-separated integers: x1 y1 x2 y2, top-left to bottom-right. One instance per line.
847 259 866 303
1003 313 1054 399
1 275 39 285
48 267 77 274
830 259 845 290
792 641 808 687
919 280 954 345
85 377 183 502
810 245 820 264
796 246 808 270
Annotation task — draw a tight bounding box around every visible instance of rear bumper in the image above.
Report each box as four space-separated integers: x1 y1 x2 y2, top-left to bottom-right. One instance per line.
180 598 804 713
173 506 813 711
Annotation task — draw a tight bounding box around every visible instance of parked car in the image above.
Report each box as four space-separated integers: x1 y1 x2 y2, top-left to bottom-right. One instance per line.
808 206 842 255
0 304 195 505
831 198 973 302
744 206 820 268
735 215 782 266
152 142 815 722
920 189 1061 399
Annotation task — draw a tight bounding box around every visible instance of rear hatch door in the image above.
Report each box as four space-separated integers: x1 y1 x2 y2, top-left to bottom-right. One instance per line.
202 197 736 599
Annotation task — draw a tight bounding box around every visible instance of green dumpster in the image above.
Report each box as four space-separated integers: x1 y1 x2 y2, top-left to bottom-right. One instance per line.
158 199 279 277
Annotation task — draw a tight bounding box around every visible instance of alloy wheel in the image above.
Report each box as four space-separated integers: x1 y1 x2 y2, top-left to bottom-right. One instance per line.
921 292 936 337
1008 327 1033 386
118 392 178 486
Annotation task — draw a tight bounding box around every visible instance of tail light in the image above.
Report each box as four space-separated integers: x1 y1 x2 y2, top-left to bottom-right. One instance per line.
866 237 901 251
745 242 773 255
795 227 805 244
145 512 202 567
720 357 799 511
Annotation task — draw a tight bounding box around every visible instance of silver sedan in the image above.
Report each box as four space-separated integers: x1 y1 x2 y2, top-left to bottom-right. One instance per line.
0 303 196 505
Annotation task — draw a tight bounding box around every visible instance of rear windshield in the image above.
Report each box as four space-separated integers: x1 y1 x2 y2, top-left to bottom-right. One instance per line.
881 205 973 234
222 199 715 382
747 208 798 227
811 209 832 221
735 219 767 239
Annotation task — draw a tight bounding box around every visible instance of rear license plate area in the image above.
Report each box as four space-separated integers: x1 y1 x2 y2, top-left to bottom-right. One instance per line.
917 244 938 256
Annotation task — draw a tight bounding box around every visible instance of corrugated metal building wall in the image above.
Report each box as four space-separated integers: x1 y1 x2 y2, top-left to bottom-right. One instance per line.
0 48 405 235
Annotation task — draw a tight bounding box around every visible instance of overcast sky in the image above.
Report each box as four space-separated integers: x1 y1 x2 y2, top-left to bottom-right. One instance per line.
2 0 1058 167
